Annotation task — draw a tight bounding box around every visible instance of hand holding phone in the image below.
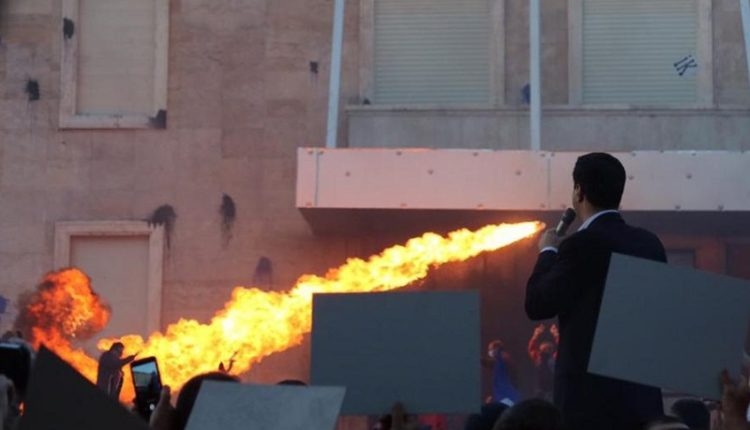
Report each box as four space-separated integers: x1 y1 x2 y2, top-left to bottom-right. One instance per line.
129 357 163 420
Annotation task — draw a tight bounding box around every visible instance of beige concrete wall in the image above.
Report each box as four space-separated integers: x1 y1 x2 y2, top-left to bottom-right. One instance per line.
714 0 750 105
349 0 750 149
504 0 750 107
1 0 749 422
504 0 568 105
348 107 750 150
0 0 363 387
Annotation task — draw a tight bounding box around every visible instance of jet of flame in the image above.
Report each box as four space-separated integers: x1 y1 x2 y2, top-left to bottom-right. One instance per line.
22 222 543 398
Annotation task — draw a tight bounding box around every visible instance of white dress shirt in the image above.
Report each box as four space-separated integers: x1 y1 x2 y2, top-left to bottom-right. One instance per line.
540 210 620 254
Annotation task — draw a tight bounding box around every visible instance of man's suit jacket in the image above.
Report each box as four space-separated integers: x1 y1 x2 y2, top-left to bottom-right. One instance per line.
526 212 667 430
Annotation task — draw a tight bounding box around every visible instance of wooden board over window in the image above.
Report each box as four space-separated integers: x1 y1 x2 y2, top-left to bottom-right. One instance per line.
583 0 697 104
371 0 492 105
60 0 169 129
568 0 712 107
54 221 164 338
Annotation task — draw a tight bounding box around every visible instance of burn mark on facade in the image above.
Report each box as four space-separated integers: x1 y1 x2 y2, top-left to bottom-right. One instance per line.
220 193 236 246
25 80 40 101
253 257 273 287
149 110 167 129
63 18 75 39
148 204 177 249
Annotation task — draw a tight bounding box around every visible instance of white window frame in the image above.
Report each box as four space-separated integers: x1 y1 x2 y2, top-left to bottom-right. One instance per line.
59 0 170 129
54 221 165 333
568 0 713 107
358 0 505 107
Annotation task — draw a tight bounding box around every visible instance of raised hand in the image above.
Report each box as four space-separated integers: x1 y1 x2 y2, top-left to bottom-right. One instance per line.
538 229 561 251
149 386 175 430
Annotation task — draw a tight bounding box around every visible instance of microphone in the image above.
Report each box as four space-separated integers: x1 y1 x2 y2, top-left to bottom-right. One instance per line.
554 208 577 236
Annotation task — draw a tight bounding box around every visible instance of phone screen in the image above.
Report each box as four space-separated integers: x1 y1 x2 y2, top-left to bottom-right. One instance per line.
130 357 162 418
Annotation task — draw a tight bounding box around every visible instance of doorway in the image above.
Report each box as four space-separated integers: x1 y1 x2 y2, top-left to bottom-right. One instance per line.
54 221 164 355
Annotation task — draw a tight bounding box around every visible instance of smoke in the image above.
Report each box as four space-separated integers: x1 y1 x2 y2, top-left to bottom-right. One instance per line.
14 268 111 348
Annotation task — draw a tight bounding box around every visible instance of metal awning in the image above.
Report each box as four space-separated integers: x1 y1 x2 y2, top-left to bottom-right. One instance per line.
296 148 750 235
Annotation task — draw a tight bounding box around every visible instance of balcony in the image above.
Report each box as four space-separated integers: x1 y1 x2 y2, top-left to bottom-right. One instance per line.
296 147 750 235
346 106 750 151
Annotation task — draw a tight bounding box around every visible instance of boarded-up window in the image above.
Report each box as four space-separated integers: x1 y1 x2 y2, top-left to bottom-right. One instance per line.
60 0 168 128
582 0 697 104
373 0 491 104
54 221 165 354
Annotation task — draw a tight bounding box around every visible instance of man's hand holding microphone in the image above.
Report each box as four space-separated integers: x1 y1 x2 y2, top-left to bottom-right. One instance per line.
538 208 576 251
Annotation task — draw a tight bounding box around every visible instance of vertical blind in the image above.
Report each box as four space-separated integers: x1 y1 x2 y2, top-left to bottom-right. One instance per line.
582 0 698 104
374 0 491 104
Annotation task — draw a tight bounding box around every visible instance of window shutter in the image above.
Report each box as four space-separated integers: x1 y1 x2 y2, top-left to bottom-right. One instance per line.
374 0 490 104
583 0 697 104
78 0 159 115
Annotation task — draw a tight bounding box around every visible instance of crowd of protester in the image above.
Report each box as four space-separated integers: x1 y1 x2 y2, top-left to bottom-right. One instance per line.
0 326 748 430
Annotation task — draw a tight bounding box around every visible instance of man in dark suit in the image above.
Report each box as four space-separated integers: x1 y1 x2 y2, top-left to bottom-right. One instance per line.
525 153 666 430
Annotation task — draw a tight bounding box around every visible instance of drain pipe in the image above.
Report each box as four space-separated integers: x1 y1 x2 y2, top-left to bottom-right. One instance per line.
326 0 346 148
530 0 541 151
741 0 750 91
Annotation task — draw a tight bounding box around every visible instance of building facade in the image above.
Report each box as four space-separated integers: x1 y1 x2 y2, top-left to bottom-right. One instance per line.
1 0 749 420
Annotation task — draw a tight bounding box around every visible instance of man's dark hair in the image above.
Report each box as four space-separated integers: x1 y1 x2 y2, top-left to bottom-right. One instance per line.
670 399 710 429
493 399 562 430
572 152 626 210
174 371 240 430
109 342 124 351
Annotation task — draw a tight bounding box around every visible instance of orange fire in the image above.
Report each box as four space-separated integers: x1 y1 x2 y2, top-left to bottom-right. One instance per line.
23 221 543 400
20 268 110 383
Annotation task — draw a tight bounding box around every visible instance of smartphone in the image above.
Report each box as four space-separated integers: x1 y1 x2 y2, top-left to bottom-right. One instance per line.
129 356 162 419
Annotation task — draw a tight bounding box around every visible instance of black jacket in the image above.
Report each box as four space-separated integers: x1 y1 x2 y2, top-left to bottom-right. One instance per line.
526 212 666 430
